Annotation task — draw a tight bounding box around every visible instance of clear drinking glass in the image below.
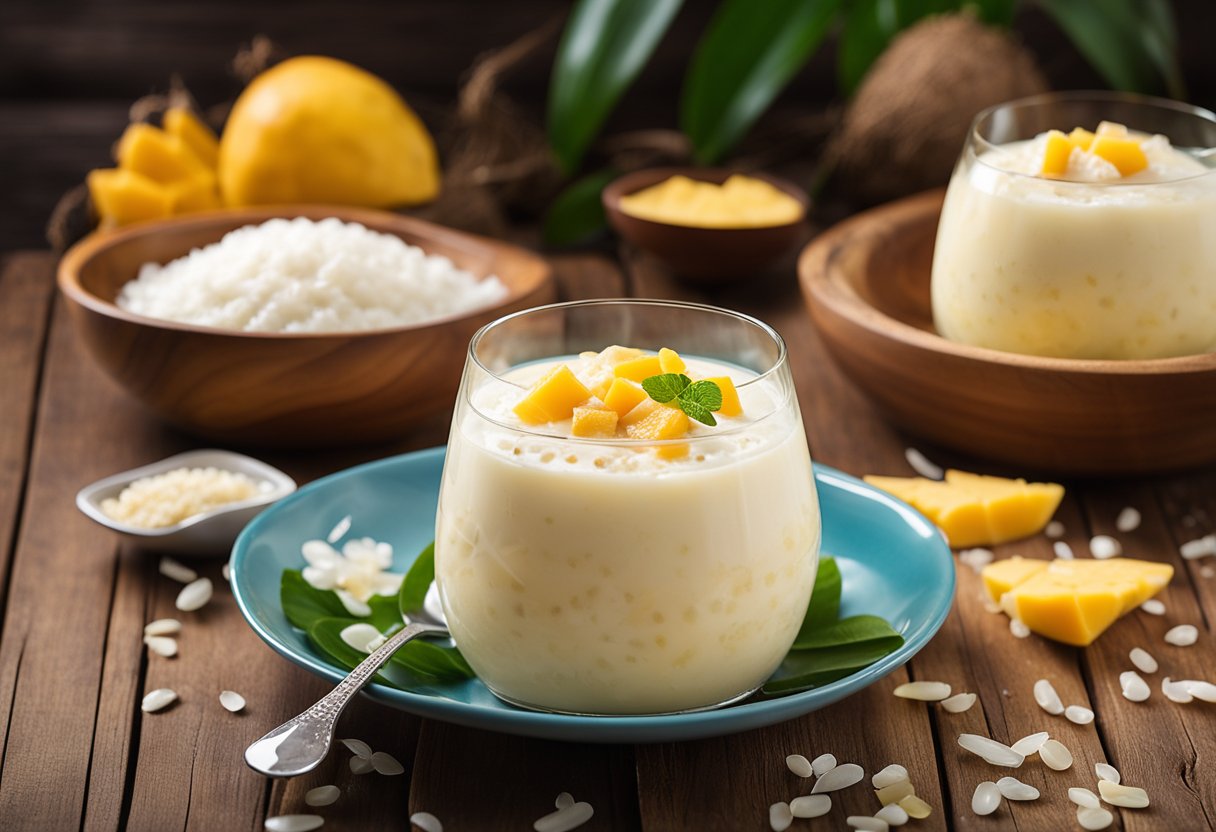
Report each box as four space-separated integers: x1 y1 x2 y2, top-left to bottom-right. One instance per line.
931 91 1216 359
434 300 820 715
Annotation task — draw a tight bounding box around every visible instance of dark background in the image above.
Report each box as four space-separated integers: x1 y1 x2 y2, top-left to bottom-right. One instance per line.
3 0 1215 253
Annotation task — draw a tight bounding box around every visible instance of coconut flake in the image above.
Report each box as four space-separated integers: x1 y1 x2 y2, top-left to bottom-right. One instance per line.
410 812 442 832
1046 521 1065 538
811 753 837 776
1069 787 1100 808
1140 599 1166 615
1033 679 1064 715
144 618 181 636
1094 763 1120 784
1077 806 1114 830
1039 739 1073 771
533 802 594 832
811 763 864 793
1097 780 1149 808
790 795 831 819
893 681 951 701
875 803 909 825
219 690 246 712
175 577 213 612
327 514 352 544
371 751 404 775
1162 677 1194 703
264 816 324 832
1065 705 1094 724
786 753 813 777
1165 624 1199 646
143 635 178 657
767 802 793 832
957 734 1024 767
159 556 198 583
941 692 976 713
1053 541 1074 560
904 448 942 480
871 764 908 789
1089 535 1122 559
996 776 1039 801
1009 619 1030 638
1120 671 1151 702
1129 647 1158 674
1010 732 1049 756
971 781 1001 816
1115 507 1141 533
305 785 340 807
141 688 178 712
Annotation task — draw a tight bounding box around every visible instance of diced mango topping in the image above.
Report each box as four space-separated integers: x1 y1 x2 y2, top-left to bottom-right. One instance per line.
117 123 210 184
602 378 648 417
1039 130 1073 177
163 107 220 168
982 557 1173 646
658 347 687 374
623 402 689 441
1090 135 1149 176
1067 127 1095 151
87 169 172 226
703 376 742 417
571 405 619 438
613 355 663 382
512 364 592 424
863 469 1063 548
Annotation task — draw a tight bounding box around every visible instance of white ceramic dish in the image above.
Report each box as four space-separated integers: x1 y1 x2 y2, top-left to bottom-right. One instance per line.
76 449 296 556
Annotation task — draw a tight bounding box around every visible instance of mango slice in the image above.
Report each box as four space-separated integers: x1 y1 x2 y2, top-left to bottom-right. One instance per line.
513 364 592 425
571 405 619 438
983 557 1173 646
658 347 686 374
623 402 689 441
613 355 663 383
1040 130 1073 177
602 378 648 417
703 375 742 417
163 107 220 168
864 470 1063 548
1090 135 1148 176
167 173 222 213
1067 127 1095 151
116 123 210 184
87 169 171 226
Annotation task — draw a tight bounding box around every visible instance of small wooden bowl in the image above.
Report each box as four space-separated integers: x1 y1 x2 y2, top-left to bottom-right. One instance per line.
59 206 554 447
602 167 808 282
798 189 1216 475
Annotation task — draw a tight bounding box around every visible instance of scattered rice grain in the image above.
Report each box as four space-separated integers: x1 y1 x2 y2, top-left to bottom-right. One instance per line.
339 623 382 654
1077 806 1114 830
1010 619 1030 638
1164 624 1198 646
904 448 942 480
141 688 177 712
341 738 372 759
175 577 213 612
144 618 181 636
1045 521 1065 538
941 692 976 713
371 751 404 775
219 690 246 712
1140 599 1166 615
1115 507 1141 533
1053 541 1074 560
871 764 908 789
1065 705 1094 724
1094 763 1120 784
304 785 340 807
1129 647 1158 674
410 812 443 832
327 515 352 544
555 792 574 810
1010 732 1049 756
957 734 1024 767
1089 535 1121 559
1039 739 1073 771
786 753 813 777
349 756 375 775
159 556 198 583
789 794 831 818
875 780 916 806
1180 534 1216 560
811 753 837 776
767 801 793 832
1069 787 1100 809
1033 679 1064 715
893 681 951 701
265 816 324 832
143 635 177 657
1119 671 1150 703
875 803 909 826
811 762 864 793
533 801 594 832
846 817 889 832
1186 680 1216 702
1162 677 1195 703
996 776 1039 800
971 781 1001 816
1097 780 1149 808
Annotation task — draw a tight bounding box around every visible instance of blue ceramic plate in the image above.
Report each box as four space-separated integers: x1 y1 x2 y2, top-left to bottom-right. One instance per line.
231 447 954 743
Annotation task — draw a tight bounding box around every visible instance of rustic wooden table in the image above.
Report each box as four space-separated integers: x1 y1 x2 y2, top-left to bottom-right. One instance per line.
0 244 1213 832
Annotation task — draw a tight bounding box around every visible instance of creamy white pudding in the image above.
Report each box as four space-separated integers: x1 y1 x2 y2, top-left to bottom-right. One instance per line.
932 122 1216 359
435 348 819 714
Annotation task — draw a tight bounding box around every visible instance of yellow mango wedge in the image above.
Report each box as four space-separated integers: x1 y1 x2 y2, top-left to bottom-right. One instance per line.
513 364 592 425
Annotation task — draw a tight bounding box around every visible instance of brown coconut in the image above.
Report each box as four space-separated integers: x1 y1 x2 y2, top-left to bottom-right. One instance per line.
828 14 1048 204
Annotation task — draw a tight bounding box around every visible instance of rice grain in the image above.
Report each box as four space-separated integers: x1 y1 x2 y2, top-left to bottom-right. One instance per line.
533 802 594 832
141 688 177 712
786 753 813 777
1089 536 1121 559
1065 705 1094 724
1164 624 1198 646
1140 599 1166 615
893 681 951 701
159 556 198 583
957 734 1024 767
767 802 793 832
144 635 178 657
1094 763 1119 785
971 781 1001 816
1162 677 1194 703
941 693 976 713
305 785 340 807
1097 780 1149 808
874 803 909 825
789 794 831 818
1129 647 1158 674
219 690 246 712
264 816 324 832
1052 541 1074 560
371 751 404 775
175 577 213 612
846 817 889 831
811 753 837 776
1115 507 1141 533
1120 671 1150 702
410 812 443 832
1039 739 1073 771
897 795 932 819
144 618 182 636
904 448 942 480
811 762 864 793
1009 619 1030 638
1068 787 1100 808
871 764 909 789
1010 732 1049 756
996 776 1039 800
1077 806 1114 830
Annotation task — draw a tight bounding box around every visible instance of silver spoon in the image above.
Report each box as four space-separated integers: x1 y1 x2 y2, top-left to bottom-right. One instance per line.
244 594 448 778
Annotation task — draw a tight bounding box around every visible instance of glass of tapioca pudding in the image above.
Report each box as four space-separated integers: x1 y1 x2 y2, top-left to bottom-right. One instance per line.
435 300 820 715
932 92 1216 359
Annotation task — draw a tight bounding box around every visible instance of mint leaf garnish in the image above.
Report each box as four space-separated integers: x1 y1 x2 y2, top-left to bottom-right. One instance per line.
680 380 723 412
641 373 691 403
678 398 717 427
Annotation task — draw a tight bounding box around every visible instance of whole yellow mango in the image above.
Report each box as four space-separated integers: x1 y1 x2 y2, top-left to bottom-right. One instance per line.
218 56 440 208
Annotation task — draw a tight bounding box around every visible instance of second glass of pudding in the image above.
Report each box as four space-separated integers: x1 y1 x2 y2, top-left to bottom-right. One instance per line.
435 300 820 715
932 92 1216 360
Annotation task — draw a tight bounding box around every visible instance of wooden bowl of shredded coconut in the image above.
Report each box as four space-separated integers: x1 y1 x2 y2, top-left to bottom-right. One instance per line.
58 206 554 446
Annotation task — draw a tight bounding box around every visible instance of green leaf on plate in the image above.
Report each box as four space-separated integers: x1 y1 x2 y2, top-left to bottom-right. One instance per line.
969 0 1017 26
388 639 475 680
1035 0 1174 94
641 372 691 404
795 555 842 642
542 168 619 246
399 541 435 618
308 617 475 687
281 569 351 631
681 0 842 164
368 593 405 634
547 0 684 173
792 613 903 651
307 616 410 687
763 636 905 694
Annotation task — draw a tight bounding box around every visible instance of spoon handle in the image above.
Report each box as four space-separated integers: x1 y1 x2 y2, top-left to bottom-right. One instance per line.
244 620 448 777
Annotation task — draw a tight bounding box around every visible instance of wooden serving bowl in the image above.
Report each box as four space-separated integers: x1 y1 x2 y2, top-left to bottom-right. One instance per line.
58 206 554 447
602 167 809 283
798 189 1216 475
